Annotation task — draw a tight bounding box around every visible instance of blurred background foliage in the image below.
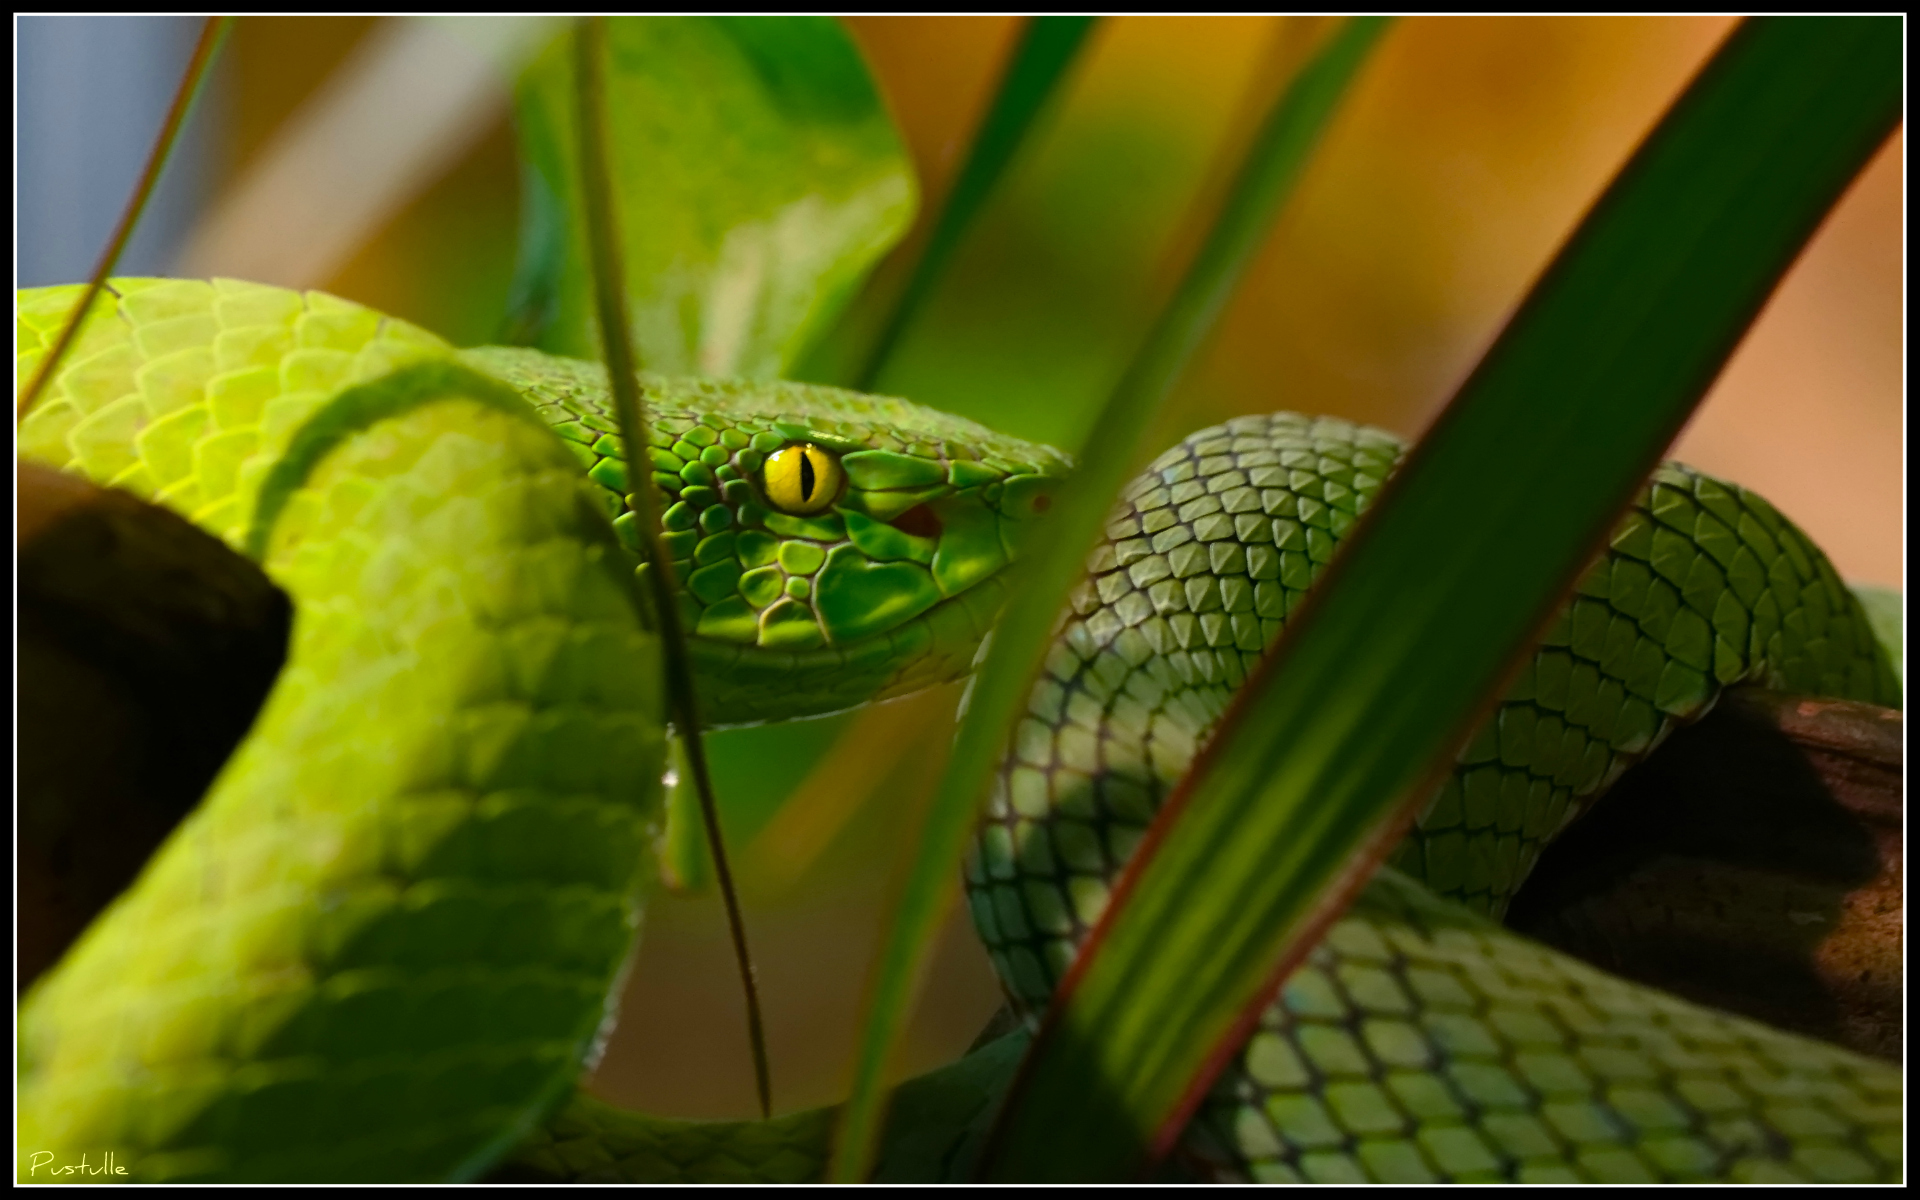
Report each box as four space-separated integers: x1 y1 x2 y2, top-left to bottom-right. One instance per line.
16 15 1902 1120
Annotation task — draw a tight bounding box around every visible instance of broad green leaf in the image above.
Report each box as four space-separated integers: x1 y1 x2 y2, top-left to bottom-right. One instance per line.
827 16 1397 1182
509 16 916 379
982 15 1902 1180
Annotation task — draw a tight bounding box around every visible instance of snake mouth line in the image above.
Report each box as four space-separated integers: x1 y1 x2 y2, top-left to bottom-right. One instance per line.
690 570 1004 668
685 568 1010 727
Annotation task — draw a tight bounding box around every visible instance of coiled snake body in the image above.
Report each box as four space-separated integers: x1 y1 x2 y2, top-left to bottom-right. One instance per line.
16 280 1901 1183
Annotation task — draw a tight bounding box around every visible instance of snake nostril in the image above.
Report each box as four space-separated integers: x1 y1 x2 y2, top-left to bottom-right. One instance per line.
890 503 942 541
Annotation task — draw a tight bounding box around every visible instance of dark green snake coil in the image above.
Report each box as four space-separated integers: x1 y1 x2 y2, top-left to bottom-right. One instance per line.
968 413 1900 1183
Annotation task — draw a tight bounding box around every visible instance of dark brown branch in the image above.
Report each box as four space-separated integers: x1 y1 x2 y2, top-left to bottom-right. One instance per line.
17 465 290 989
1508 686 1902 1061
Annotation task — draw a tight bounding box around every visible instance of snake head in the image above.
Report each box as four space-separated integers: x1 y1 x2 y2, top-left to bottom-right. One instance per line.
463 347 1072 726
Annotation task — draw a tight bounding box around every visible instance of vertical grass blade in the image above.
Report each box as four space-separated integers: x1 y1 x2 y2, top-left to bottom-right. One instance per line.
982 15 1903 1181
852 15 1101 391
571 17 773 1120
827 16 1397 1181
15 15 231 421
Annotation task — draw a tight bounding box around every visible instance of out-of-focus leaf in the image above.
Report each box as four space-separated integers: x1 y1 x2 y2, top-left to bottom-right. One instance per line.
510 16 916 378
826 15 1397 1182
983 15 1902 1181
1850 584 1903 690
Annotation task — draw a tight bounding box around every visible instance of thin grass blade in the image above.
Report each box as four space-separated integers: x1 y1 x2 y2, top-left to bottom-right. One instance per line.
571 17 773 1120
982 15 1903 1181
16 15 231 422
827 16 1397 1181
852 15 1101 391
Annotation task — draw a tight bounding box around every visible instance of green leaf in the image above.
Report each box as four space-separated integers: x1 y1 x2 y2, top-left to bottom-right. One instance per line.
982 15 1902 1181
508 16 916 379
1850 584 1903 691
826 16 1396 1183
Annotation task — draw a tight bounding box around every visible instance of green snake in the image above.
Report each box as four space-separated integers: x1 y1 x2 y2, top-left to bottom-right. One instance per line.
16 278 1901 1183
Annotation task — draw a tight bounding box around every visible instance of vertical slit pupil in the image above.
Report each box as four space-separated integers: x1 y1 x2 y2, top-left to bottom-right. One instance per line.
799 452 816 501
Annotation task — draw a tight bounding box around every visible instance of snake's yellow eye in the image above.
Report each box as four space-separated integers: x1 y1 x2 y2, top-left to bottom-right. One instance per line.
763 443 843 515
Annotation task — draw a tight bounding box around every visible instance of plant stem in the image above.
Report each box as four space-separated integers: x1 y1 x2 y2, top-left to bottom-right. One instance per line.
16 16 232 422
571 16 773 1121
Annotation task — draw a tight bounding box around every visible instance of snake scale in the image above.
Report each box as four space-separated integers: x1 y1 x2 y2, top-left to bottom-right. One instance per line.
15 278 1901 1183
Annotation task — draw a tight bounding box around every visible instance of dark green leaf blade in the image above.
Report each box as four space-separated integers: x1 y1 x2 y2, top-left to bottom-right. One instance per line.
826 16 1397 1182
510 16 916 379
853 15 1101 391
983 15 1902 1181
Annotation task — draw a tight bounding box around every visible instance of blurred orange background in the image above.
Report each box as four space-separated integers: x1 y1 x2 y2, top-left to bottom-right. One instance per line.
46 16 1906 1120
248 15 1898 590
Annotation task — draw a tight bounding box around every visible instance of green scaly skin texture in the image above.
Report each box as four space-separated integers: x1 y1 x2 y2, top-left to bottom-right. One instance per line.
966 415 1902 1183
15 280 1902 1183
501 415 1903 1184
14 278 1063 1183
17 283 668 1182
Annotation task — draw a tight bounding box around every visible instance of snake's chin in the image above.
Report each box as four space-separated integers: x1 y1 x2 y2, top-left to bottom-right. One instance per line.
684 576 1010 730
